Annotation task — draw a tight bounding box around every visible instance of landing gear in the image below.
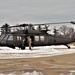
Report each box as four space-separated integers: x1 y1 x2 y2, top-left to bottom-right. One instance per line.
10 46 15 49
12 46 15 49
65 45 71 49
21 46 25 50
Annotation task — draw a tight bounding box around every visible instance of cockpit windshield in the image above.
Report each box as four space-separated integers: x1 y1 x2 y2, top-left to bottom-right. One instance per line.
3 35 9 41
2 35 9 41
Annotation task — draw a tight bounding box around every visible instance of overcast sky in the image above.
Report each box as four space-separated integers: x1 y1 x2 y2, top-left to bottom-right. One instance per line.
0 0 75 26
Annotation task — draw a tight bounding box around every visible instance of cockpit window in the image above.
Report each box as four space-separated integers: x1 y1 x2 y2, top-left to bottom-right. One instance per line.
3 35 9 41
8 35 13 41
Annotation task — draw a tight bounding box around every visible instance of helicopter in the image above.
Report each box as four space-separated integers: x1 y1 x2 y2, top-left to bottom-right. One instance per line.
0 21 75 50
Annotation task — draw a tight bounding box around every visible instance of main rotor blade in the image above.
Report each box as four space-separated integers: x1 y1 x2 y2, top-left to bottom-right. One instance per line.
0 21 75 29
9 24 29 28
33 21 75 25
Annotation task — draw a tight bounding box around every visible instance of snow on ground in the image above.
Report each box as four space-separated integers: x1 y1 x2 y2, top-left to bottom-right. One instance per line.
0 70 75 75
0 71 43 75
0 45 75 59
0 46 75 75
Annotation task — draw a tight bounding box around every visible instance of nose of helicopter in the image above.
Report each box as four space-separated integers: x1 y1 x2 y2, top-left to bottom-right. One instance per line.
0 41 3 46
0 40 6 46
0 39 2 46
0 42 3 47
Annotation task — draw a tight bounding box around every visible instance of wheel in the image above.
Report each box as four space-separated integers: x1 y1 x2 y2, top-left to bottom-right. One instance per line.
11 46 15 49
21 46 25 50
65 45 71 49
68 46 70 49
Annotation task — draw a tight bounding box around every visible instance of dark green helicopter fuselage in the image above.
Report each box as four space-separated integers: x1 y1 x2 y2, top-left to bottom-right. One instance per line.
0 29 75 49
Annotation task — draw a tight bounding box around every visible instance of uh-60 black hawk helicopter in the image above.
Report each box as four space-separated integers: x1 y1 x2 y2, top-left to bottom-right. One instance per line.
0 21 75 50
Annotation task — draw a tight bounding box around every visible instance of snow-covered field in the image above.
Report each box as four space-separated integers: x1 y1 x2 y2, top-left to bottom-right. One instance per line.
0 71 44 75
0 46 75 75
0 70 75 75
0 45 75 59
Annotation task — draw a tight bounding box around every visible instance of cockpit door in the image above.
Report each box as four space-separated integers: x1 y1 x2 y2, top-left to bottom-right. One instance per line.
6 35 14 45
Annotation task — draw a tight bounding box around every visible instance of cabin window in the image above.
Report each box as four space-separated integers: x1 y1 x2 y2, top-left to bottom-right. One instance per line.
17 36 19 40
35 36 39 42
19 36 21 40
40 36 45 41
17 36 21 41
8 35 13 41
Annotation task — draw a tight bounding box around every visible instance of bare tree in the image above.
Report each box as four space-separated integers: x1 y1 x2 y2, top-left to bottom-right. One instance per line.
53 26 59 36
1 23 10 34
59 25 74 37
